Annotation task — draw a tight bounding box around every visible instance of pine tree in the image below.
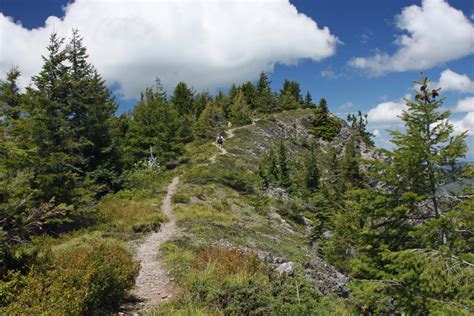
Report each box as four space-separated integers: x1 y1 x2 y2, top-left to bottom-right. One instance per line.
0 68 22 122
230 90 251 125
66 30 118 194
312 98 341 141
194 100 225 140
390 74 468 245
277 90 300 111
341 135 361 188
28 32 85 205
305 146 320 192
318 98 328 112
278 140 291 189
193 91 211 118
347 111 374 146
303 91 314 109
240 81 257 109
280 79 302 104
127 87 183 165
171 82 194 115
255 71 276 113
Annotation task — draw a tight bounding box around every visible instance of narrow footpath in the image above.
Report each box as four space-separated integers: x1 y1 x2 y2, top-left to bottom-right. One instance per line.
127 176 180 312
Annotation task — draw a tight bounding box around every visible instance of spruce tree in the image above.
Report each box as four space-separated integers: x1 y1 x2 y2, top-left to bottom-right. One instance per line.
240 81 257 109
390 74 468 245
280 79 302 104
230 90 251 125
303 91 314 109
341 135 361 188
278 140 291 188
127 87 183 165
171 82 194 115
255 71 276 113
0 68 22 122
277 90 300 111
305 146 320 192
66 30 118 194
194 100 225 140
28 32 85 205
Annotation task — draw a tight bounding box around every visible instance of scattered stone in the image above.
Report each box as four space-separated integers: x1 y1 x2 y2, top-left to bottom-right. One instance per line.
165 161 178 170
275 262 294 276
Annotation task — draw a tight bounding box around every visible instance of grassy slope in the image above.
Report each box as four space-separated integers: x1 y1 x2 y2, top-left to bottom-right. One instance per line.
149 109 351 314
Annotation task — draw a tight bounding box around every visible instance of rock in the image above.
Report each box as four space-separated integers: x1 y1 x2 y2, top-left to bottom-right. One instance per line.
275 262 294 276
161 294 168 299
273 257 287 264
322 230 334 238
178 156 189 164
165 161 178 170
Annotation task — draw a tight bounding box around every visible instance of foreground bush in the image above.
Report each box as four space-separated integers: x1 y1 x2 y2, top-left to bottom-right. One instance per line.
4 234 139 315
157 245 352 315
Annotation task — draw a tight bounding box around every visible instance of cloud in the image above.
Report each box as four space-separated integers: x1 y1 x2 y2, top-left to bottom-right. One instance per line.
349 0 474 75
454 96 474 112
338 101 353 110
320 69 337 79
367 98 408 125
436 69 474 93
452 112 474 136
0 0 339 99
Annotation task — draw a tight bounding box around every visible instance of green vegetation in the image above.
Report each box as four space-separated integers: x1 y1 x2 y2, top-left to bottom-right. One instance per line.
1 30 472 315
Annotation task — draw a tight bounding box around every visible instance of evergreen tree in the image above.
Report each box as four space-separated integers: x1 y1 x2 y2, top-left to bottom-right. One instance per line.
240 81 257 109
305 146 320 192
303 91 314 109
318 98 328 112
341 135 361 188
126 87 183 165
171 82 194 115
390 75 468 245
280 79 302 103
215 91 231 118
0 67 22 122
230 90 251 125
255 71 276 113
66 30 118 194
28 32 86 206
278 140 291 189
194 100 225 140
347 111 374 146
277 90 300 111
312 98 341 141
193 91 211 118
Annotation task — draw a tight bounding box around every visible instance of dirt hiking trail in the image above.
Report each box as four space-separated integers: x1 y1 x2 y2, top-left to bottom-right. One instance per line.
125 176 180 313
209 119 258 163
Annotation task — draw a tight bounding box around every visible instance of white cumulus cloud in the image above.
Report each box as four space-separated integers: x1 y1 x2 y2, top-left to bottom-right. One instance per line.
436 69 474 93
452 112 474 136
454 96 474 112
349 0 474 75
0 0 339 99
367 98 408 125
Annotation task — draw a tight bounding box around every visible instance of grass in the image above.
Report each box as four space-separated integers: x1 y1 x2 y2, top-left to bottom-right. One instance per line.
139 109 355 314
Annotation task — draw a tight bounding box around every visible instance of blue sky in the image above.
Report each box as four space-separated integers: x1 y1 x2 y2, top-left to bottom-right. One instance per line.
0 0 473 158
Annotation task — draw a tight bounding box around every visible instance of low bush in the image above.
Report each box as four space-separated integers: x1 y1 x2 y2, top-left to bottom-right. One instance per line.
172 193 190 204
4 234 139 315
132 213 164 233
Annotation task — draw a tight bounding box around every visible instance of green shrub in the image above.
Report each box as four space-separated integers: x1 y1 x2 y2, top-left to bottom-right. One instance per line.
172 194 191 204
5 234 139 315
132 214 162 233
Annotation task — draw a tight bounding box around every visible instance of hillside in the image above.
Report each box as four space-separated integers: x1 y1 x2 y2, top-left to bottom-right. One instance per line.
1 35 472 314
137 109 355 314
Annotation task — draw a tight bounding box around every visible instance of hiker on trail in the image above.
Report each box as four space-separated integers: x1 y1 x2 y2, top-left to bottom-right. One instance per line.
216 133 224 148
252 110 257 119
227 121 233 129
